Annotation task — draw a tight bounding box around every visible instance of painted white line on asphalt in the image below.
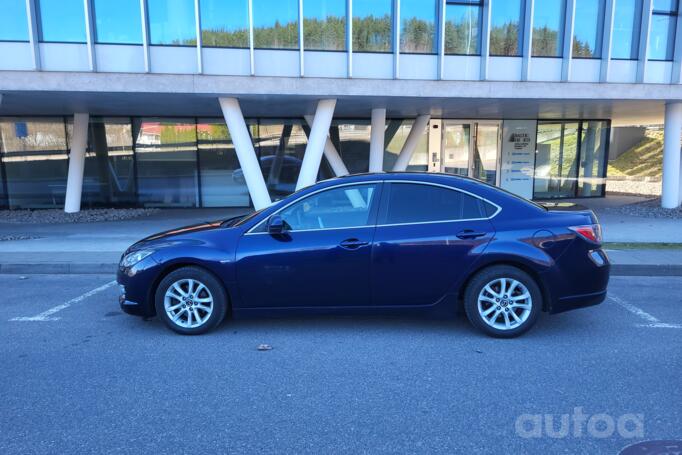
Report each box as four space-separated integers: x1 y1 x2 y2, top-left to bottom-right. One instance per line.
10 280 116 322
636 323 682 329
608 295 659 324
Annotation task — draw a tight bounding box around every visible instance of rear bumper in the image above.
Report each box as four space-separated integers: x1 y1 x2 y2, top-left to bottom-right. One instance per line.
550 289 608 314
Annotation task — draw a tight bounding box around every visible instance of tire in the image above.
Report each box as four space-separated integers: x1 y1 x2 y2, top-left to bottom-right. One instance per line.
463 265 542 338
154 266 228 335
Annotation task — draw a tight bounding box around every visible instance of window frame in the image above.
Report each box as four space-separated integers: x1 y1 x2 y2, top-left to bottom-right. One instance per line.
91 0 144 45
247 182 383 234
36 0 87 44
610 0 643 60
648 0 679 61
530 0 566 58
571 0 606 60
488 0 525 57
351 0 395 53
378 180 501 226
443 0 484 56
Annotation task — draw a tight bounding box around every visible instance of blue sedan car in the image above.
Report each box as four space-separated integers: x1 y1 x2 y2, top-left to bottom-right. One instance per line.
117 173 610 337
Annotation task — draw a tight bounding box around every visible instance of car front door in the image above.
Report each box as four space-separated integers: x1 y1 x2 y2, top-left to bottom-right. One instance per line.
371 181 496 307
236 183 381 309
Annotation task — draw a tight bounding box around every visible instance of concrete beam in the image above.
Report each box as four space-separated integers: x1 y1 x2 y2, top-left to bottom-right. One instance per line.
64 113 89 213
392 115 430 171
218 97 271 210
303 115 349 177
662 103 682 208
296 99 337 190
369 108 386 172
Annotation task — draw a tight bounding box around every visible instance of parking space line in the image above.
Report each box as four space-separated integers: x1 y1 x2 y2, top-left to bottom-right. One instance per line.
10 280 116 322
608 295 681 329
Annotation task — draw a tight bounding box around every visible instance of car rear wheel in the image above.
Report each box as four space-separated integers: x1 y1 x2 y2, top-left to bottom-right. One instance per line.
155 266 228 335
463 265 541 338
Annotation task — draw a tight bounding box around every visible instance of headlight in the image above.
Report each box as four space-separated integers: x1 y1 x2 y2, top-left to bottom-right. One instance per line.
121 249 154 268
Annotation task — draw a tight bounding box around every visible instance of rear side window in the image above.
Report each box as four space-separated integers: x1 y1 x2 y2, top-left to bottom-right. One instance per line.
383 183 490 224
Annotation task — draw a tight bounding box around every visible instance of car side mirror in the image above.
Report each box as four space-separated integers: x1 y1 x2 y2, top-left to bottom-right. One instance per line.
267 215 285 234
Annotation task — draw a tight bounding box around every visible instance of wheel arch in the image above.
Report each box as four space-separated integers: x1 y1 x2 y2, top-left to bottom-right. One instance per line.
457 259 553 312
147 261 232 316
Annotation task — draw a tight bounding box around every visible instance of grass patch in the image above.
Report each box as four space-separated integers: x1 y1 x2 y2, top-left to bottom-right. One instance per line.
603 242 682 250
608 131 663 178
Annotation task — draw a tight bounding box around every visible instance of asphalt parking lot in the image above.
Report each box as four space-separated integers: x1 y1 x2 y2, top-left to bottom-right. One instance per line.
1 274 680 454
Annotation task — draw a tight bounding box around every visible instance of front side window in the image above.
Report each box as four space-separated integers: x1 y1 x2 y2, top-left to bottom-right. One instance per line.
573 0 605 58
0 0 29 41
384 183 487 225
648 0 678 60
278 184 378 231
489 0 523 56
352 0 393 52
200 0 249 48
93 0 142 44
147 0 197 45
304 0 346 51
253 0 299 49
532 0 565 57
611 0 642 59
444 0 482 55
38 0 86 43
401 0 437 53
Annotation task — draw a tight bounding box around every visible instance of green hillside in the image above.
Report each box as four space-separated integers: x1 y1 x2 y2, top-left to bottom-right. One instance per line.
608 131 663 178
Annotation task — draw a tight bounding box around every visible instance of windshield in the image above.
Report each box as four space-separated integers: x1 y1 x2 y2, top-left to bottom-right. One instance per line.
232 207 267 227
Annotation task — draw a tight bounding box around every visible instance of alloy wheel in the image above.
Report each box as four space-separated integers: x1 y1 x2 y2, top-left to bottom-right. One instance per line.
164 278 214 329
477 278 532 331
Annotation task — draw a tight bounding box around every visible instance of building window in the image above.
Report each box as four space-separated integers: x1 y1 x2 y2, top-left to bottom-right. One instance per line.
197 119 250 207
532 0 565 57
384 120 428 171
352 0 393 52
200 0 249 48
611 0 642 59
147 0 197 46
489 0 523 56
444 0 482 55
573 0 605 58
0 118 69 209
252 0 299 49
37 0 86 43
77 118 137 207
648 0 678 60
534 120 609 199
133 119 199 207
401 0 437 53
0 0 29 42
303 0 346 51
93 0 142 44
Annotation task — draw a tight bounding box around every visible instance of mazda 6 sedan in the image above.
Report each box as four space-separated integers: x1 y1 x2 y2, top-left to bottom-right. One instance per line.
117 172 610 337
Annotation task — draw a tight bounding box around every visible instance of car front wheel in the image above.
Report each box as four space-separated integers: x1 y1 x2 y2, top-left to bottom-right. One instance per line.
155 266 228 335
463 265 541 338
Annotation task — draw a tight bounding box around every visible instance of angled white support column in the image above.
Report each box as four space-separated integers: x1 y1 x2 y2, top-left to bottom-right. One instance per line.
64 113 90 213
369 108 386 172
662 102 682 208
303 115 348 177
392 115 430 171
219 98 271 210
297 99 337 190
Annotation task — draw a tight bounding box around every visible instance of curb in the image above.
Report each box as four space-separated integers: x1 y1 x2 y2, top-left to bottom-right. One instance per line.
1 263 682 277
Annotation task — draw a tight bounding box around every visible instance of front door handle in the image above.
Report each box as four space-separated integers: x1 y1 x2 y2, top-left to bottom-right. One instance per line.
339 238 369 250
456 230 487 240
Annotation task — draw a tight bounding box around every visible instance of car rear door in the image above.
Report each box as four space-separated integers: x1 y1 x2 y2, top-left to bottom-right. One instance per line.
235 183 382 309
371 181 496 307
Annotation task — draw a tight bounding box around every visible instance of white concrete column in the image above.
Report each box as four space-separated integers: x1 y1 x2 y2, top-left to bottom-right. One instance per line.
64 113 89 213
369 108 386 172
304 115 349 177
392 115 430 171
296 99 337 190
219 97 272 210
662 102 682 208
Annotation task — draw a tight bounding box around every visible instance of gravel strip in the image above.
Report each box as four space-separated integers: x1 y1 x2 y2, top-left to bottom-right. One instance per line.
602 198 682 219
0 208 160 224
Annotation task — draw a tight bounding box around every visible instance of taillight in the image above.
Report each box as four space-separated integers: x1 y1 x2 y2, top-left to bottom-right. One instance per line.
569 224 602 243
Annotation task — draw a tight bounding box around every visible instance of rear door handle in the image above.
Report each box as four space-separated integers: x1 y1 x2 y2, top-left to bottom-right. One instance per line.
339 238 369 250
456 230 487 240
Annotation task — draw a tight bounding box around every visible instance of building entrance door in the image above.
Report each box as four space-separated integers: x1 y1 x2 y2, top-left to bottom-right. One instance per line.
432 120 501 186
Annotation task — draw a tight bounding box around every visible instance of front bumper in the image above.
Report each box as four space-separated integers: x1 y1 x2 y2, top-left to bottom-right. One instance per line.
116 256 160 317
